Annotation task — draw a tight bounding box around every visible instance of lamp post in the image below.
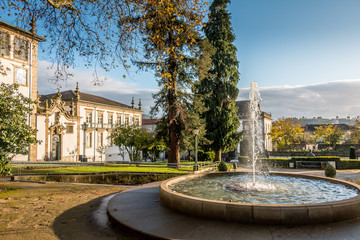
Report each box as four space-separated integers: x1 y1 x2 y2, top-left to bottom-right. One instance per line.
194 129 199 172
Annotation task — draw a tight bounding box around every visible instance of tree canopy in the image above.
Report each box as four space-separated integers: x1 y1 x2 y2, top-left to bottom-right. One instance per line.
0 83 39 175
111 124 149 162
2 0 208 167
313 124 344 148
199 0 241 161
269 118 304 150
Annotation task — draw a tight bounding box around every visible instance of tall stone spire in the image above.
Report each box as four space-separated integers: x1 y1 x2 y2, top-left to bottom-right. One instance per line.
138 99 142 110
75 82 80 100
30 15 37 34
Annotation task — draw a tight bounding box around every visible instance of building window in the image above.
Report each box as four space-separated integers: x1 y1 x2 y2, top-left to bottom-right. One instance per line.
98 113 103 128
86 132 92 148
14 37 29 61
108 114 113 128
14 67 27 85
97 132 103 147
134 117 140 127
0 32 10 57
66 125 74 133
117 115 122 125
86 112 92 127
125 115 129 126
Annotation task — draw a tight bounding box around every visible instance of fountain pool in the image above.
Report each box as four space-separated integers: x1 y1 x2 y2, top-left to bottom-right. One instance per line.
160 172 360 224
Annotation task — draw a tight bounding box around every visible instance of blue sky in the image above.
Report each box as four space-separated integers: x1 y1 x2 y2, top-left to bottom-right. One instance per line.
3 0 360 119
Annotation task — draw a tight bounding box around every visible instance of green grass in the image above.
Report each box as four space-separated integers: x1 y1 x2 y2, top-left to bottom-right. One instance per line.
11 165 192 174
0 185 18 193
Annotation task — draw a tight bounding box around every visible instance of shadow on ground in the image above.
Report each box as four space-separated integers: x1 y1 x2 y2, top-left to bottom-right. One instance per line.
52 194 152 240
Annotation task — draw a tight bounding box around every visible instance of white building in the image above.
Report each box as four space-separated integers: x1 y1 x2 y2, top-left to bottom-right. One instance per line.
0 20 45 161
1 20 143 162
37 87 143 162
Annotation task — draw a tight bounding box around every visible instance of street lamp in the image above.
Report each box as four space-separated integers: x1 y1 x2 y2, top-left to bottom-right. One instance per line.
194 129 199 171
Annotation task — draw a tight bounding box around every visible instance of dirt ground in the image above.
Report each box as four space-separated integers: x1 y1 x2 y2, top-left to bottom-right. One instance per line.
0 180 142 240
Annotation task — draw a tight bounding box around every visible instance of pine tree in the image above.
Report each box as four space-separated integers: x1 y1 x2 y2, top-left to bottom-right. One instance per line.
199 0 241 162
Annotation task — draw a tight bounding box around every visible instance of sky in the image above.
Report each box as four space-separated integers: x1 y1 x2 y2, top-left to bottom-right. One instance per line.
5 0 360 119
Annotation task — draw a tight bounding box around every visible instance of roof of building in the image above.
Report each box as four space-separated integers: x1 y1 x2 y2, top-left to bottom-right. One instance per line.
293 117 356 126
236 100 250 117
0 20 46 42
142 118 160 125
235 100 272 120
40 90 135 110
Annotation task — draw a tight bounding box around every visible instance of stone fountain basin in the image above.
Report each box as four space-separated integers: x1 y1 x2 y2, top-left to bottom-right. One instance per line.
159 172 360 225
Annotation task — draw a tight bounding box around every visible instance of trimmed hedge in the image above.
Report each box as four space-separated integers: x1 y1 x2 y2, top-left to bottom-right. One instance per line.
291 157 340 162
337 159 360 170
236 156 360 169
260 158 290 168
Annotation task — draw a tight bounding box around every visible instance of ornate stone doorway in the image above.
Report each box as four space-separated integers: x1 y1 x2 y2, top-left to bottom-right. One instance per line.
52 134 61 160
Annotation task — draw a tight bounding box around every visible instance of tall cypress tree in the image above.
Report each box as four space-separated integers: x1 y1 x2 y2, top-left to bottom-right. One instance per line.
199 0 241 162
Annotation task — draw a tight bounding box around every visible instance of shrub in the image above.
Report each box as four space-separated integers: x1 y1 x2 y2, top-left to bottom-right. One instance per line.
218 161 228 172
350 147 356 159
198 150 215 162
325 164 336 178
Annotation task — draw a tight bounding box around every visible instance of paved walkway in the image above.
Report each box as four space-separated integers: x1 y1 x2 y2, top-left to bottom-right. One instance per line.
107 169 360 240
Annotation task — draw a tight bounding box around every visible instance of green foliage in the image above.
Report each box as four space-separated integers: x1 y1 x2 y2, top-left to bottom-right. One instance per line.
198 150 215 162
218 160 228 171
350 120 360 144
0 153 12 176
350 147 356 159
313 124 344 148
143 133 166 162
199 0 241 161
111 125 149 162
325 164 336 178
269 118 304 150
0 83 39 176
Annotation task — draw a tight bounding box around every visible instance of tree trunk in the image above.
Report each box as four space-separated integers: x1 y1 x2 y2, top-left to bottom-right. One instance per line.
167 81 180 167
215 150 222 162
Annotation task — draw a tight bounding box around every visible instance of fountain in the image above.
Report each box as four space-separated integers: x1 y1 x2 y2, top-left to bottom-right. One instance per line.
248 81 263 186
159 82 360 225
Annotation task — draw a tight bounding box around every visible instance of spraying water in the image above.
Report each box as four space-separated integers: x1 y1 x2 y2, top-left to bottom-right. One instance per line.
248 82 262 185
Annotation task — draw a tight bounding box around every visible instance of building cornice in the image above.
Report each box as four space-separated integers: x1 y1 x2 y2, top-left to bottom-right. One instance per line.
0 20 46 42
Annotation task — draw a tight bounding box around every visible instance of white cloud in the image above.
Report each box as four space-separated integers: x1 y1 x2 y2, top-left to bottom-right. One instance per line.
37 60 158 114
38 60 360 119
238 80 360 120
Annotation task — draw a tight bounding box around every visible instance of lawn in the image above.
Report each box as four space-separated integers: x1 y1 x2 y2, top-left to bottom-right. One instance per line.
11 165 192 174
11 161 215 175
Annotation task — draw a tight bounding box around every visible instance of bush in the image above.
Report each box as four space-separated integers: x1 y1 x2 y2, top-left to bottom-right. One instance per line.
218 161 228 172
325 164 336 178
350 147 356 159
198 150 215 162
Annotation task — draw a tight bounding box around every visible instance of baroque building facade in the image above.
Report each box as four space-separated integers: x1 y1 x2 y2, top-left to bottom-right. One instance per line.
1 20 142 162
37 88 142 162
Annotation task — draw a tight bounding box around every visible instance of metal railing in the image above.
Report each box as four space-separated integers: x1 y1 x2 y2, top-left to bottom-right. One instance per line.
83 122 141 129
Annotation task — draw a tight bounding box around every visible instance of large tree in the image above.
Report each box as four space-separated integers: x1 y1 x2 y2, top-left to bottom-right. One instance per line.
199 0 241 162
0 83 39 175
269 118 304 150
2 0 207 167
133 0 206 166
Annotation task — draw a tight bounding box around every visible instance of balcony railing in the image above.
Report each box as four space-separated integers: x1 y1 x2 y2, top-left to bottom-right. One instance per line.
83 122 141 130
